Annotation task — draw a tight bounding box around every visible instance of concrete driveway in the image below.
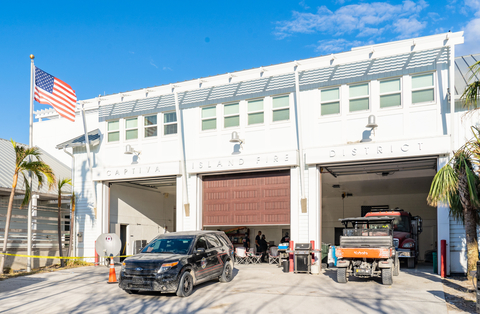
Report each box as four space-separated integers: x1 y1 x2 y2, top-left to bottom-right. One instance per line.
0 264 446 314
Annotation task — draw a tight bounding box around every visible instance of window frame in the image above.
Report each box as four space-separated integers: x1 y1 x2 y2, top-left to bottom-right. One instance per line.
379 77 402 109
201 105 217 131
411 72 435 105
247 98 264 125
272 94 290 122
143 114 158 139
125 117 139 141
163 111 178 136
107 119 120 143
223 102 240 128
320 87 341 116
348 83 370 113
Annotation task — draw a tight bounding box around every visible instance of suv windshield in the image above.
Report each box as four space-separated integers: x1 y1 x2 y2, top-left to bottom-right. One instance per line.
141 237 194 254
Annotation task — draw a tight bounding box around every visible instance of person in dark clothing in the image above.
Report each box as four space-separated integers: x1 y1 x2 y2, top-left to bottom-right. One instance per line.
259 234 268 262
281 232 290 244
255 231 262 253
243 234 250 251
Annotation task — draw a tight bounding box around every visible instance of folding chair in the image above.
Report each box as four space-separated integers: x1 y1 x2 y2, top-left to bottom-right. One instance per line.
269 246 280 265
235 247 249 264
248 247 262 264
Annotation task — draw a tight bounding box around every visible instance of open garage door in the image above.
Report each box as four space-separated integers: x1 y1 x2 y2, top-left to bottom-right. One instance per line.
320 157 437 264
202 170 290 226
108 175 177 255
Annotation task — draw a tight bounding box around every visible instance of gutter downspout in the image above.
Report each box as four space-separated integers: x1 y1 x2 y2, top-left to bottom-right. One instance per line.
173 89 190 217
294 62 307 213
81 103 97 218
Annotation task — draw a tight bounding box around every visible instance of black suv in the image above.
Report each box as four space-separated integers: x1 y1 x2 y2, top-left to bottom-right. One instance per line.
119 230 235 297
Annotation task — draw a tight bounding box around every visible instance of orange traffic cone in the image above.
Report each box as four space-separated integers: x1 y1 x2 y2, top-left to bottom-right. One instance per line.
107 256 118 284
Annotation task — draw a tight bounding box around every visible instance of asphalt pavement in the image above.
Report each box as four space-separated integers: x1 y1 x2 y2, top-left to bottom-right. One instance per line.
0 263 447 314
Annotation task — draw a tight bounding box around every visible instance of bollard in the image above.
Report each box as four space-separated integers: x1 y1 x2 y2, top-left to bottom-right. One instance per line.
94 241 99 266
289 240 294 273
441 240 446 278
310 240 315 265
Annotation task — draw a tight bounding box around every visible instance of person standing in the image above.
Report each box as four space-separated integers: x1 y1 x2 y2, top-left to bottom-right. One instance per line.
255 231 262 253
281 232 290 244
259 234 268 262
243 233 250 251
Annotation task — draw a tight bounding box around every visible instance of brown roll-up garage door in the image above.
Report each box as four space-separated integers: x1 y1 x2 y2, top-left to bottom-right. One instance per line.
202 170 290 226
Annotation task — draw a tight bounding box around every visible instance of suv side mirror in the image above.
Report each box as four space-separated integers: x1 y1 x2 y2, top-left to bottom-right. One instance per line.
195 248 206 254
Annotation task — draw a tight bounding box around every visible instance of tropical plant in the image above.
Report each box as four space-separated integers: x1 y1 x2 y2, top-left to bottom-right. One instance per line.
461 60 480 109
57 178 71 267
0 140 56 274
427 146 480 278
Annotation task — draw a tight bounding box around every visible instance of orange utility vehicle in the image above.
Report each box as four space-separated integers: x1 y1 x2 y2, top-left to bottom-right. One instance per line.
336 216 399 285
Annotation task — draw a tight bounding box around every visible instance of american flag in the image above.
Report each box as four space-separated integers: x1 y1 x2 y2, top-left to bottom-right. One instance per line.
34 67 76 122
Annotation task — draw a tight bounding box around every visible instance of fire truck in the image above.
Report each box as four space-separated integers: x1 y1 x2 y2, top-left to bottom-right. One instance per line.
365 208 422 268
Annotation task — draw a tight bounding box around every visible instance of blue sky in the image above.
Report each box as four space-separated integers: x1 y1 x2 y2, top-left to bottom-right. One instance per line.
1 0 479 145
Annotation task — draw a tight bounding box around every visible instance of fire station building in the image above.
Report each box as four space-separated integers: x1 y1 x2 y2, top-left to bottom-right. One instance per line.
33 31 476 274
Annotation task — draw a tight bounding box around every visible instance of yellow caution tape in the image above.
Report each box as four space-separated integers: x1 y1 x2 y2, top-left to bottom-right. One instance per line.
0 252 132 259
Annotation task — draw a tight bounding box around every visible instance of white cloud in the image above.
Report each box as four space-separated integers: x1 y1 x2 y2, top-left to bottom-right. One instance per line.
315 39 364 54
150 61 158 69
275 1 429 40
457 17 480 55
393 18 427 38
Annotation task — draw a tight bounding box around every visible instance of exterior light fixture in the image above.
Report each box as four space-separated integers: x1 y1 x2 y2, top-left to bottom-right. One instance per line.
366 115 378 129
229 131 244 145
125 144 141 156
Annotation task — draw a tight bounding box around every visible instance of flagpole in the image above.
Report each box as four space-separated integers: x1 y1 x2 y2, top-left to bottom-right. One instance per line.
27 54 35 272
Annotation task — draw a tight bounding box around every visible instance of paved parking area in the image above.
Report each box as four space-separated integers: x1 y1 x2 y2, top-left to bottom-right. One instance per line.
0 264 447 314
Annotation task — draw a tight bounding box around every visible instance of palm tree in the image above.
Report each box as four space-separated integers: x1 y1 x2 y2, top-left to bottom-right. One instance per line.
427 148 480 278
0 140 56 275
57 178 71 267
461 60 480 109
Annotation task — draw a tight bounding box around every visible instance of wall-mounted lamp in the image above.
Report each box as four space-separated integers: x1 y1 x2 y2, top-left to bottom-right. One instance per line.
366 115 378 129
230 131 245 145
361 115 378 143
125 144 141 156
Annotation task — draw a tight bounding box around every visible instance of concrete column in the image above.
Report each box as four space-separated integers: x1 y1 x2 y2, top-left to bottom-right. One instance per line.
307 165 320 248
290 167 300 243
176 176 184 232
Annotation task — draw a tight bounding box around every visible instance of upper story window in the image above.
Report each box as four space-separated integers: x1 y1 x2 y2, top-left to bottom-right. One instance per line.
349 83 369 112
164 112 177 135
412 73 434 104
272 95 290 121
144 115 157 138
202 106 217 130
107 120 120 142
248 99 264 125
380 78 401 108
224 103 239 128
125 117 138 140
321 88 340 115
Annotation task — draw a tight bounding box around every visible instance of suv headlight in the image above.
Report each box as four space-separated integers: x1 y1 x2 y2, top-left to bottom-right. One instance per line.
402 242 414 248
158 261 179 273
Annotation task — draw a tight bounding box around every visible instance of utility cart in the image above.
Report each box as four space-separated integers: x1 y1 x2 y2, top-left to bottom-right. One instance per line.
335 216 399 285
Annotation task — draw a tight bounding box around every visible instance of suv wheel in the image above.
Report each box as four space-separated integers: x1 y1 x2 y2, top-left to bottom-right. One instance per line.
382 268 393 285
337 268 347 283
219 260 233 283
176 271 194 297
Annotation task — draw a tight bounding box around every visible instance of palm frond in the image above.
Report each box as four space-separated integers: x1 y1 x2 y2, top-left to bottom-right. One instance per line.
58 178 72 196
20 172 31 207
427 164 458 206
461 60 480 109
